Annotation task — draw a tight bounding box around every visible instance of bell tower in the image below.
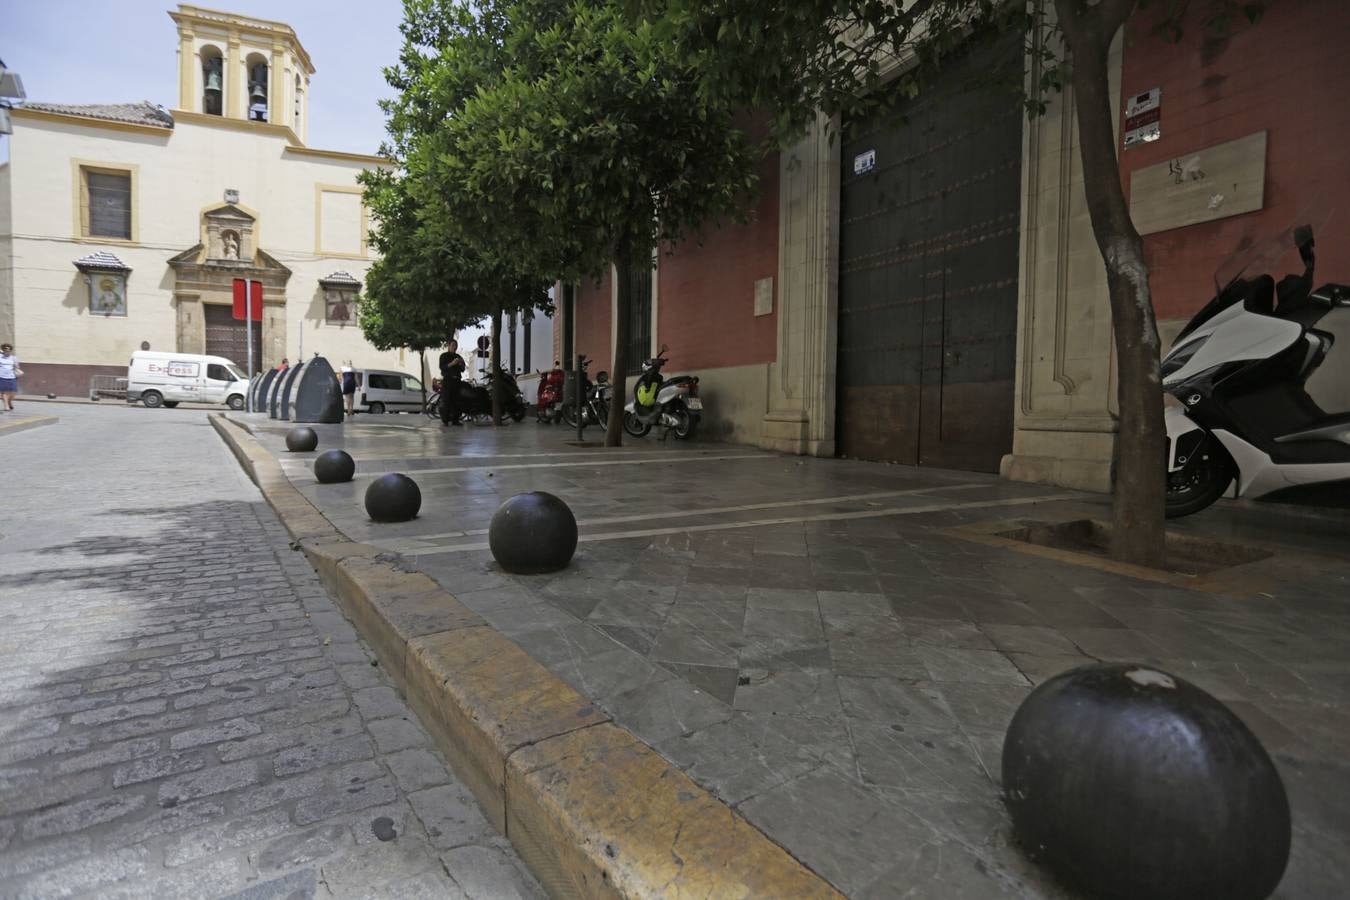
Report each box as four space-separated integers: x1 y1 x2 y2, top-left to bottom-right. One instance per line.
170 4 315 142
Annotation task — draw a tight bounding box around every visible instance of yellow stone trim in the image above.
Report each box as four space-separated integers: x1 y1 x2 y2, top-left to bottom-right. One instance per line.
285 145 388 165
178 28 196 111
195 199 264 261
10 107 170 137
314 183 368 259
71 158 140 245
170 4 315 74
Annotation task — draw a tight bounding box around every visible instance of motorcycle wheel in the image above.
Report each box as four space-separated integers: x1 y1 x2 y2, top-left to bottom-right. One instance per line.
623 412 651 437
672 408 698 440
1165 436 1235 518
562 405 579 428
510 403 526 423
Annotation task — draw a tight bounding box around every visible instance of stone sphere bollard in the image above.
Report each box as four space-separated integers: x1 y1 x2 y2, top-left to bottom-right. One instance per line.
488 492 578 573
313 449 355 484
285 426 319 452
1003 663 1290 900
364 473 421 523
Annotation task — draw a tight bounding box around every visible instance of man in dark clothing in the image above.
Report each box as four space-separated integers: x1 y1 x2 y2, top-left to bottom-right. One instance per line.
438 338 467 426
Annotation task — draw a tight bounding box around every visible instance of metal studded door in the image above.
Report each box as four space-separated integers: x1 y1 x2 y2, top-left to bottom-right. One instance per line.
836 30 1023 471
204 303 262 372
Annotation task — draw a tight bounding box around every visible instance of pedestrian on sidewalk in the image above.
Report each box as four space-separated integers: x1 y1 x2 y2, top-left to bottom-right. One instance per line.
276 357 289 372
341 362 356 416
439 339 466 427
0 342 20 412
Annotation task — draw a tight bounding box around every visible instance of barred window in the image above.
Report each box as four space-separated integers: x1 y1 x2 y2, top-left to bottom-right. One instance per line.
84 170 132 240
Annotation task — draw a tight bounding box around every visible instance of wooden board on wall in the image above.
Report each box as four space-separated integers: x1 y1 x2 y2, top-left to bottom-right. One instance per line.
1129 131 1266 236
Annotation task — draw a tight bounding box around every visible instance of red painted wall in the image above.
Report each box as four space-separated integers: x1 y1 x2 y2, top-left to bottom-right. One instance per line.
657 145 780 372
574 268 613 371
1121 0 1350 322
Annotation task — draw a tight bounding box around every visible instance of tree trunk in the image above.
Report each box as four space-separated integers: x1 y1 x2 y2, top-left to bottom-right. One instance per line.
607 257 632 448
491 303 504 426
1055 0 1166 566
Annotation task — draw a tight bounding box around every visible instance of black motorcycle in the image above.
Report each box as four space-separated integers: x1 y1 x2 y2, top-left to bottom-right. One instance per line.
447 365 527 423
562 355 611 428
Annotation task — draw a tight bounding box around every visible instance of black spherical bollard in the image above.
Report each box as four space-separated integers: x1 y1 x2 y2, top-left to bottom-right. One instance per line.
488 492 577 573
364 473 421 523
313 449 355 484
1003 663 1290 900
285 426 319 452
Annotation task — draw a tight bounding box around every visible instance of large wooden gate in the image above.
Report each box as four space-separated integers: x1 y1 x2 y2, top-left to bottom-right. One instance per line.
204 303 262 372
836 31 1023 471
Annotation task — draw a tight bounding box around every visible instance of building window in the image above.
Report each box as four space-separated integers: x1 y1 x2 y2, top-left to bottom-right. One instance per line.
201 47 224 115
247 56 269 122
82 169 132 240
293 73 303 132
325 289 355 325
626 264 653 375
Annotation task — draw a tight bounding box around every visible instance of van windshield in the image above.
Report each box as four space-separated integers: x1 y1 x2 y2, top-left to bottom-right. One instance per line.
227 364 247 381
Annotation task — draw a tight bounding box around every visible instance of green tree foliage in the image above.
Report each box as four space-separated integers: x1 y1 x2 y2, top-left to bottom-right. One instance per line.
393 0 762 444
367 2 552 423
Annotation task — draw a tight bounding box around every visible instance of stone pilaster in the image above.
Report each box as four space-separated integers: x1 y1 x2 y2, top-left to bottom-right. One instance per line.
175 292 204 354
1003 26 1125 493
760 113 841 457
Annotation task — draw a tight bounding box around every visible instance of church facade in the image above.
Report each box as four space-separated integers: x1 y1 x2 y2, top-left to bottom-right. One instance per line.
0 5 405 398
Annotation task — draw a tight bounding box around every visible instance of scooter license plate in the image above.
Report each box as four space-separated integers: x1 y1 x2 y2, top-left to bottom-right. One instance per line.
687 398 703 410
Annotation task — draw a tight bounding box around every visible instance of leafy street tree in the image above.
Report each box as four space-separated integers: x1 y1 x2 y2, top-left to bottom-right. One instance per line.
653 0 1261 565
402 0 760 445
368 2 550 425
358 167 547 422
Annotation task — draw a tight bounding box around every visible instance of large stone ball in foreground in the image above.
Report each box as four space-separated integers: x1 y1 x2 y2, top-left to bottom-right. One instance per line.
364 473 421 523
313 449 355 484
488 492 577 573
1003 663 1289 900
285 426 318 452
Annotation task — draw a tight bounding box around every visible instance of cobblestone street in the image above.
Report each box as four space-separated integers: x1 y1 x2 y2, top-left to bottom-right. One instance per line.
0 405 542 899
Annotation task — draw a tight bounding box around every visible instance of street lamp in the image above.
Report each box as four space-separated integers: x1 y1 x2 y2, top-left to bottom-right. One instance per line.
0 57 27 135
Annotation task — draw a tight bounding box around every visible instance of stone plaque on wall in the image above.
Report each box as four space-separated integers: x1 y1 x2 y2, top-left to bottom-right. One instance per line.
1128 131 1266 236
754 277 774 317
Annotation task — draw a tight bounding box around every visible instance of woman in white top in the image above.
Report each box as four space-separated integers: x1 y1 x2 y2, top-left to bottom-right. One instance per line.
0 342 19 411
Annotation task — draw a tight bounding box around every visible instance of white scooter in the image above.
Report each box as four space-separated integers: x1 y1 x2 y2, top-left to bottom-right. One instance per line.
1163 219 1350 517
623 344 702 440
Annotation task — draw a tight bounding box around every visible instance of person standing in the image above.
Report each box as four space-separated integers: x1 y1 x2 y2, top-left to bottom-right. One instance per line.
276 358 289 372
0 343 20 413
438 339 466 426
340 363 356 416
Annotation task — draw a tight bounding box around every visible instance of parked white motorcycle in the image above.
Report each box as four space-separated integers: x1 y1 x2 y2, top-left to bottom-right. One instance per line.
1163 218 1350 517
623 345 702 440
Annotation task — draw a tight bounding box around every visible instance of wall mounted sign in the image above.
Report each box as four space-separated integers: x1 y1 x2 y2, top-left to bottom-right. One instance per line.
753 276 774 317
853 149 876 176
1129 131 1267 235
1123 87 1162 149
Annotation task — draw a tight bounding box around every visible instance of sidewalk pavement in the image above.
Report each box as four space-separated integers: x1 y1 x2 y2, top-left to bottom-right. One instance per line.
238 411 1350 898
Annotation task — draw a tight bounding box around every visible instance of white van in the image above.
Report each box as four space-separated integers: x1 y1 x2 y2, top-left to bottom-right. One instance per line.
355 368 425 414
127 351 250 410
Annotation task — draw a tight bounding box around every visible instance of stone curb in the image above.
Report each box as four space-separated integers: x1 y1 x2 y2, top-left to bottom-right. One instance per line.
0 414 59 437
208 414 842 900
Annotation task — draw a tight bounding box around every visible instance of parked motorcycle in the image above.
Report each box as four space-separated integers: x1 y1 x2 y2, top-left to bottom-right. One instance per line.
562 355 612 428
536 362 566 424
623 345 702 439
1163 216 1350 517
447 365 528 423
